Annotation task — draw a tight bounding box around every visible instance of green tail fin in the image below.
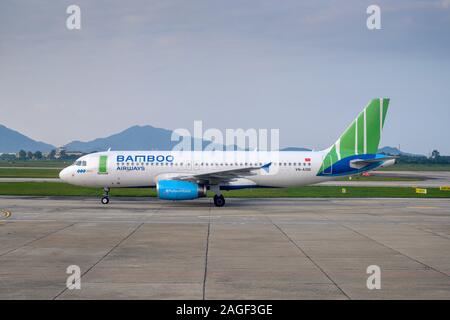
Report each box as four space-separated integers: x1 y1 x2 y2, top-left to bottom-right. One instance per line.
319 98 390 173
338 98 389 157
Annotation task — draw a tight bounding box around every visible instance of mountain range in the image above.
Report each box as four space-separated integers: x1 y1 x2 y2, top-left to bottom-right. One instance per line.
64 125 183 152
64 125 238 152
0 124 55 153
0 123 426 156
378 146 425 157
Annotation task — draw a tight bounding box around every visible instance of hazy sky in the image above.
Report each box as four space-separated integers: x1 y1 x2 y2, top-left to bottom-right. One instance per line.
1 0 449 154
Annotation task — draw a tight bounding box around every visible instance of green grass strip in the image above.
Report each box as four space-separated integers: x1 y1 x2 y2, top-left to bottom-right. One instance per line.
0 182 448 198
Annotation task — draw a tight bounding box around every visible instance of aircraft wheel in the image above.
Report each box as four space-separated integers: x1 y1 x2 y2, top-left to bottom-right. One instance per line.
101 196 110 205
213 195 225 207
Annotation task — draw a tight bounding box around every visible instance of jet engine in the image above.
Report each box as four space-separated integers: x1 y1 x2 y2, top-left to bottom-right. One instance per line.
157 180 207 200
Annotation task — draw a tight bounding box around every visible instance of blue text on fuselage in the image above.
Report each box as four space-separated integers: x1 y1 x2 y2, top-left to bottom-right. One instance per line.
116 155 174 163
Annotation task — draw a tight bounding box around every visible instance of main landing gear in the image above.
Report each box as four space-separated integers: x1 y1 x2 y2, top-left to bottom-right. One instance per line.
213 194 225 207
101 187 110 204
210 185 225 207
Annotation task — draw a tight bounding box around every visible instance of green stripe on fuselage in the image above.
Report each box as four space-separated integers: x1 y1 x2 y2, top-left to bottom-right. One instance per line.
319 144 338 173
98 155 108 174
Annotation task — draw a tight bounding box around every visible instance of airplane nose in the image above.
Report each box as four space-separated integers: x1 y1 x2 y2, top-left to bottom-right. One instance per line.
59 168 69 181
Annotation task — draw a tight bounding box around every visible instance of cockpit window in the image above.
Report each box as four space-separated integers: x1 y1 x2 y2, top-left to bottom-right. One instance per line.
73 160 87 166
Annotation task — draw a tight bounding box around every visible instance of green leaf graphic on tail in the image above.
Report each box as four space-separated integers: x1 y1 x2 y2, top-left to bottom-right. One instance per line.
318 98 390 175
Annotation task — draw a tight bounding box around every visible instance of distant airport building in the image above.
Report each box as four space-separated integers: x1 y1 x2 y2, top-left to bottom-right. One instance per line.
55 147 84 159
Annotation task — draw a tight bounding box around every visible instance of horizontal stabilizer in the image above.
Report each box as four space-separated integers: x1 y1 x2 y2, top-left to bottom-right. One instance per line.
350 156 397 169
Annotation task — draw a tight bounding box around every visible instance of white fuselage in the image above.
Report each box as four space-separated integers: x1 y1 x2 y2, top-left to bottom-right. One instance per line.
59 150 344 189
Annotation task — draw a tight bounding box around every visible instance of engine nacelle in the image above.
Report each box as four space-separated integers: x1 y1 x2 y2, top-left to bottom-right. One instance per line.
157 180 207 200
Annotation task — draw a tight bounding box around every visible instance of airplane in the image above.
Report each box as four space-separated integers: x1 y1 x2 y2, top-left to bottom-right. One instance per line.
59 98 396 207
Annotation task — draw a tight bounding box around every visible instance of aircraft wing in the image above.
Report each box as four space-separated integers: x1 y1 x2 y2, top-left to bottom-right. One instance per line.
169 162 272 185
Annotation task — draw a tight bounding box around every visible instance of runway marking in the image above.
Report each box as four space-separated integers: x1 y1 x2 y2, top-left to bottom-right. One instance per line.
407 206 439 209
0 209 12 224
1 209 12 218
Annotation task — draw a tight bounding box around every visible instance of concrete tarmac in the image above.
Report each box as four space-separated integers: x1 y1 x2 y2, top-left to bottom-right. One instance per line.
0 196 449 299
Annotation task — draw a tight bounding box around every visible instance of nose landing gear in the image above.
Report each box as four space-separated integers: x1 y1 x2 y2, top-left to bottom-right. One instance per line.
101 187 110 204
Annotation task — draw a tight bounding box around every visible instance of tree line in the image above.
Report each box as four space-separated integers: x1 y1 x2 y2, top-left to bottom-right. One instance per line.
0 149 83 161
389 150 450 165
